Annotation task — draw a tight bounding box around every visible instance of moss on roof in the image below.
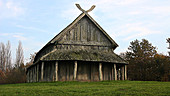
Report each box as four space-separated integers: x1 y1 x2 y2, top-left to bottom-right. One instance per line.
40 49 127 64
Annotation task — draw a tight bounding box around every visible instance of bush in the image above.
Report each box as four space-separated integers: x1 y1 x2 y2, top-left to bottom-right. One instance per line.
0 68 26 84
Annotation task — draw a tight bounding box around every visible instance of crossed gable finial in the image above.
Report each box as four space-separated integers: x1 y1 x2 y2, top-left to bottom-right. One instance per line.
75 4 95 13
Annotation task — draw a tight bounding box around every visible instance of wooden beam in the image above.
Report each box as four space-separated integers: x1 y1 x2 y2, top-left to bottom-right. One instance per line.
121 66 125 80
99 63 103 81
114 64 117 80
41 62 44 81
125 65 127 80
55 61 58 81
74 61 78 80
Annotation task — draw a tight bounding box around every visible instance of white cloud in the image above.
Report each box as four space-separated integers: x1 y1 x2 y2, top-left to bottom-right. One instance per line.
116 22 161 41
0 33 10 36
143 6 170 17
16 25 49 33
0 32 27 41
124 27 160 40
12 34 27 41
0 0 24 19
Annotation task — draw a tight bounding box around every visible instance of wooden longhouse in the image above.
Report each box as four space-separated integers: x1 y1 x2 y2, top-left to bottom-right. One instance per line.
26 4 128 82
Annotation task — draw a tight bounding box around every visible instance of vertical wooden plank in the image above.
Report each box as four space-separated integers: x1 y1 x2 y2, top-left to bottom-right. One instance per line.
32 68 34 82
48 63 50 81
91 26 94 41
70 63 74 80
28 69 30 82
118 69 121 80
80 25 83 41
30 68 31 82
87 24 91 41
31 68 33 82
70 29 74 41
77 23 80 41
114 64 117 80
99 63 103 81
125 65 127 80
41 62 44 81
36 64 39 82
67 63 70 81
27 70 29 83
32 67 34 82
91 64 93 81
29 70 31 82
112 66 114 80
121 66 125 80
34 66 36 82
74 61 77 80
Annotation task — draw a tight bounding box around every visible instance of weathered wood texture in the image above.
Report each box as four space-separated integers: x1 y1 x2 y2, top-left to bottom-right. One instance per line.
34 16 114 62
55 61 58 81
26 6 128 82
26 61 127 82
102 63 113 80
58 16 112 46
114 64 117 80
41 62 44 81
99 63 103 81
58 61 74 81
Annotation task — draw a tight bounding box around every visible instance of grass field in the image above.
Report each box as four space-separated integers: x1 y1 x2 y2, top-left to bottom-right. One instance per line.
0 81 169 96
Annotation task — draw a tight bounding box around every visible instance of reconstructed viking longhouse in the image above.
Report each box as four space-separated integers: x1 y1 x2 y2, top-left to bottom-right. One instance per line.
26 4 128 82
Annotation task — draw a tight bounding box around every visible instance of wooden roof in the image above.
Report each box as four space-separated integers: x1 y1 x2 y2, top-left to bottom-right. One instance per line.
40 49 127 64
27 4 127 69
49 12 118 48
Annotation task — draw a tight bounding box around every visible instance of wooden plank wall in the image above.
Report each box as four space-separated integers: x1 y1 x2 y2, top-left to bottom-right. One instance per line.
58 61 74 81
59 16 112 47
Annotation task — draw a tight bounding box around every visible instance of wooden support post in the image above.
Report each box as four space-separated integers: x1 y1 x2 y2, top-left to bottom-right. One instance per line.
55 61 58 81
41 62 44 81
121 65 125 80
37 64 39 82
99 63 103 81
74 61 77 80
112 66 114 80
114 64 117 80
125 65 127 80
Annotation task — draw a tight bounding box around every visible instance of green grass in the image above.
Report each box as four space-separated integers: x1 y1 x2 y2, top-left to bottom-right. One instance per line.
0 81 169 96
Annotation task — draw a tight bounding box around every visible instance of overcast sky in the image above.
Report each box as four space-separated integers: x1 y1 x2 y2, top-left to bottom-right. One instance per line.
0 0 170 63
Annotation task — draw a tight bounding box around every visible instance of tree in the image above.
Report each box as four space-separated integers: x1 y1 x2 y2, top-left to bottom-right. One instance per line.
126 39 158 81
6 41 12 70
15 41 24 68
0 42 6 72
153 54 170 81
26 52 36 67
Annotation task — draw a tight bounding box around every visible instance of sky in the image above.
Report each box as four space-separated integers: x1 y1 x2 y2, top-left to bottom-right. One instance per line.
0 0 170 63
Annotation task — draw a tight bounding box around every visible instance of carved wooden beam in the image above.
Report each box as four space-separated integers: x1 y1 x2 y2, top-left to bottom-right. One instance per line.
76 4 95 13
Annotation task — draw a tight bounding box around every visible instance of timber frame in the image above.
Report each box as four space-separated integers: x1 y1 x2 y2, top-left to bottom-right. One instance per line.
26 4 128 82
